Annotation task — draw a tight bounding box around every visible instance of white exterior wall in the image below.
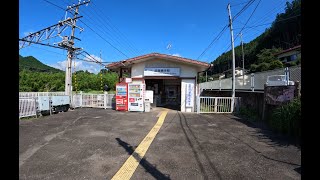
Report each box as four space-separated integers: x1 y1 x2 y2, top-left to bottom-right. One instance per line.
131 59 199 78
130 58 202 112
181 79 196 112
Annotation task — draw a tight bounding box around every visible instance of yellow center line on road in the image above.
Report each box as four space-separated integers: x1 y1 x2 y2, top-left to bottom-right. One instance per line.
111 109 169 180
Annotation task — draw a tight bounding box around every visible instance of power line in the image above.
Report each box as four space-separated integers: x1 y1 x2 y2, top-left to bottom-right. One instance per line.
197 25 228 60
223 0 261 53
234 14 301 30
79 19 130 58
43 0 131 59
238 0 261 34
75 57 112 64
82 8 138 57
231 1 252 7
79 50 114 65
92 2 141 54
233 0 255 21
28 45 66 56
43 0 66 11
197 0 257 61
248 0 287 27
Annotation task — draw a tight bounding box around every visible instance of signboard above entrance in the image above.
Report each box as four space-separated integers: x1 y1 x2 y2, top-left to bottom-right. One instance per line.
144 68 180 76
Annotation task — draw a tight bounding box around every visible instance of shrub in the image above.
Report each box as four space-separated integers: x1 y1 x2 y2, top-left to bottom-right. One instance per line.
250 64 258 72
269 60 284 70
269 98 301 138
257 62 270 72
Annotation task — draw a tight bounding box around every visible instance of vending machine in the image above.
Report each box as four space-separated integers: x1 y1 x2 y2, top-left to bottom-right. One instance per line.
115 82 128 111
128 83 145 112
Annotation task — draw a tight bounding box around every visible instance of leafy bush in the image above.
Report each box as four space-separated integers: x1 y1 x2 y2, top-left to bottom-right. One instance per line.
269 98 301 138
269 60 284 70
250 64 258 72
257 62 270 72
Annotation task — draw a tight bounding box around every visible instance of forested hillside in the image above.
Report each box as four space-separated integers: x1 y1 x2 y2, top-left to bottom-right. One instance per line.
19 55 118 92
209 0 300 76
19 55 62 73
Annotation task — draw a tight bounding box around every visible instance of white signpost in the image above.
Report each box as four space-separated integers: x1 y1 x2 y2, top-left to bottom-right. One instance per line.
185 83 194 107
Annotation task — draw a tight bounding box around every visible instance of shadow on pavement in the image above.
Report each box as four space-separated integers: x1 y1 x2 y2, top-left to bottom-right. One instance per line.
178 112 222 180
115 138 171 180
201 114 300 167
231 115 301 149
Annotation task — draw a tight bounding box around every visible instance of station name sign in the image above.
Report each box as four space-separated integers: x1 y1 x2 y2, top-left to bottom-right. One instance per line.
144 68 180 76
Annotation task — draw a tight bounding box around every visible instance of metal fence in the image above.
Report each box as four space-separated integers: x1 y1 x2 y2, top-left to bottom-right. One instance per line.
19 97 37 118
200 66 301 91
19 91 115 118
196 97 241 114
19 92 65 97
72 92 115 109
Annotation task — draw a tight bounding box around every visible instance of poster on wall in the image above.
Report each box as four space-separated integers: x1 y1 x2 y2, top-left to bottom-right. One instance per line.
265 86 295 105
185 83 194 107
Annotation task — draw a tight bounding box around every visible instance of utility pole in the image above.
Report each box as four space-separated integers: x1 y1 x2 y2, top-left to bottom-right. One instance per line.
100 50 103 92
60 0 90 97
19 0 91 109
227 3 236 113
240 32 245 86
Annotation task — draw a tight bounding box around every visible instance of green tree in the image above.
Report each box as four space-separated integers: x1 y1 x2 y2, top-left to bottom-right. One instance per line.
256 48 282 64
257 62 270 72
269 60 284 70
250 64 258 72
210 0 300 75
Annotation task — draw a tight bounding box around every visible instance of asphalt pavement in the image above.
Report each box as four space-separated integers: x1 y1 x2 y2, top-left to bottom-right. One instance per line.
19 108 301 179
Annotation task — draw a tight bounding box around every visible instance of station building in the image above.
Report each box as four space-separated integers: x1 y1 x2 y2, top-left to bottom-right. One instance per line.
106 53 210 112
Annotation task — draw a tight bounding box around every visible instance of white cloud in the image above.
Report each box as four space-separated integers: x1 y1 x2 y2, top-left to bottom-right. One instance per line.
84 54 103 62
171 53 181 57
50 60 67 71
49 58 103 74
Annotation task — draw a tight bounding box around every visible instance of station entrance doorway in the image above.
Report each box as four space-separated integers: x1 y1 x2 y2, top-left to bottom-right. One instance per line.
145 78 181 110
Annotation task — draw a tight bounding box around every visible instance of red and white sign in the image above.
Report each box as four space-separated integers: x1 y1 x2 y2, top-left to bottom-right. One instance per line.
116 99 123 104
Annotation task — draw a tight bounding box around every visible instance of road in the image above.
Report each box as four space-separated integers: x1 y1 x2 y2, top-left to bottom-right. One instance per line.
19 108 301 179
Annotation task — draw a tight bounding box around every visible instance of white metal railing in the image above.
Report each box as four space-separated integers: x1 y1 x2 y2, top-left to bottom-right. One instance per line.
72 92 115 109
19 97 37 118
196 97 241 114
72 94 82 108
19 91 65 97
19 91 115 118
199 66 301 92
82 94 105 108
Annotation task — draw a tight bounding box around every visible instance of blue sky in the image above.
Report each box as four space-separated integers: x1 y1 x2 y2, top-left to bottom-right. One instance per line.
19 0 291 73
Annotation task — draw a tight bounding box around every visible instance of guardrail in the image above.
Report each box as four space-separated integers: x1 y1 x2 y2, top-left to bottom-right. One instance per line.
199 66 301 92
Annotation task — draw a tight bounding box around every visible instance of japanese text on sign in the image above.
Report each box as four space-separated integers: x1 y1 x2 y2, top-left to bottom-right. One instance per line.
186 83 194 107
